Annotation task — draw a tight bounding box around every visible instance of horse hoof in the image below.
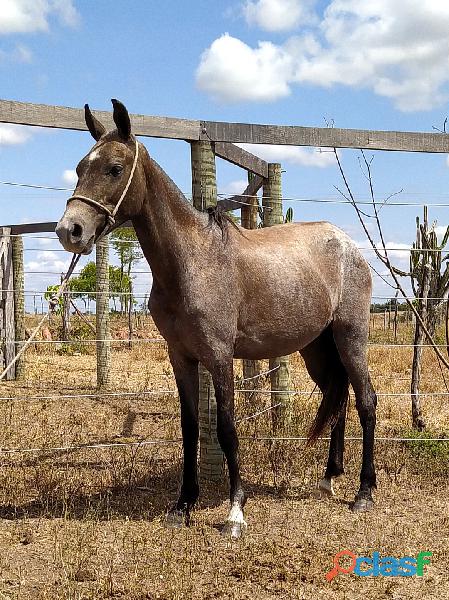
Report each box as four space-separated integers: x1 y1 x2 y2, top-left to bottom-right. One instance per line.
318 477 335 497
222 520 247 540
164 509 186 529
351 496 374 513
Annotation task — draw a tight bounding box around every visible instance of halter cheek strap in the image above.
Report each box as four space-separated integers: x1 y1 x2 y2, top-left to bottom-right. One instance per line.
66 138 139 239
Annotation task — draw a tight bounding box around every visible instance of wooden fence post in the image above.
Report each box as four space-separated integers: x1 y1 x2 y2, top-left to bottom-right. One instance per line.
241 171 261 385
191 140 224 481
61 274 70 342
12 235 25 379
262 164 292 434
0 228 16 380
96 236 110 388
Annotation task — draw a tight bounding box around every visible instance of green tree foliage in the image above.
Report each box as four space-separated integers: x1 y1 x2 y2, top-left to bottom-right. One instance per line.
67 261 132 312
110 227 143 312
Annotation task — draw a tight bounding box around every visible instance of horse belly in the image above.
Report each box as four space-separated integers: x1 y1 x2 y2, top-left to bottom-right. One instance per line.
234 316 331 360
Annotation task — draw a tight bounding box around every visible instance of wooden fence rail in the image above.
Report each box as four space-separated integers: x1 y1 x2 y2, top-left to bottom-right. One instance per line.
1 98 449 153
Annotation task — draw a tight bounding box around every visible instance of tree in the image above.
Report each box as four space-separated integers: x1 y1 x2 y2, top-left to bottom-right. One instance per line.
68 262 132 313
110 227 143 314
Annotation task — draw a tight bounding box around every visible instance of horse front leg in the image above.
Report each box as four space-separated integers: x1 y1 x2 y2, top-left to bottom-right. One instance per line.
210 360 247 539
165 350 200 528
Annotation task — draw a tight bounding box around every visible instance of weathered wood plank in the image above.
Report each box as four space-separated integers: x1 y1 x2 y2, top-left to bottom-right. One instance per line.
8 220 133 234
214 142 268 178
96 236 110 388
203 121 449 153
12 235 25 379
262 166 292 433
9 222 57 235
4 99 449 153
0 227 16 380
0 99 200 141
217 175 264 212
191 141 224 481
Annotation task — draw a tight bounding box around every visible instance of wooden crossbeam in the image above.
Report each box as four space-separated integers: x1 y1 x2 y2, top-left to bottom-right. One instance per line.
214 142 268 178
217 175 264 212
202 121 449 153
8 220 134 234
9 222 58 235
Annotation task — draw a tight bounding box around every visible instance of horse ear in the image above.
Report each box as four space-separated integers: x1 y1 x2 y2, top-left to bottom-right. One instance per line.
111 98 131 141
84 104 106 141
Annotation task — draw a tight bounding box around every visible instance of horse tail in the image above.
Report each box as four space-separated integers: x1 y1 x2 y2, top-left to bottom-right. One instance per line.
307 331 349 444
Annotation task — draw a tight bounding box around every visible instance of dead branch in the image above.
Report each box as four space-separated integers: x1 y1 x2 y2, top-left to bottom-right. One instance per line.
334 148 449 371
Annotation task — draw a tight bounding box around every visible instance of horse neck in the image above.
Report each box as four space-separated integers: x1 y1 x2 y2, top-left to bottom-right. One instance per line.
132 152 206 290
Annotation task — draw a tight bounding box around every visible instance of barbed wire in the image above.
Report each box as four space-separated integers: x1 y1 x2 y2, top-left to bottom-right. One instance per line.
3 182 449 456
1 387 448 402
0 433 447 455
0 390 176 403
2 287 448 302
6 337 449 347
5 178 449 207
19 244 449 254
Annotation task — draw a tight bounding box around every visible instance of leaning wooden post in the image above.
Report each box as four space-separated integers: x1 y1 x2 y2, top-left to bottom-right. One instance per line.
191 140 224 481
96 236 111 388
241 171 261 386
12 235 25 379
262 164 292 434
0 228 16 380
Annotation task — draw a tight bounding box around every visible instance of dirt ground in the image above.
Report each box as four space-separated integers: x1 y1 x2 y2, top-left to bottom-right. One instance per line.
0 314 447 599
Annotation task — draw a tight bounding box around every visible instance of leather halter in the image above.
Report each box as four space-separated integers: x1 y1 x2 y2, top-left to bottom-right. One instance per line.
66 138 139 239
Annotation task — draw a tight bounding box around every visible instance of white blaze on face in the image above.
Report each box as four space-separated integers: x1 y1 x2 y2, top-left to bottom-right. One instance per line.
227 501 247 526
88 149 100 162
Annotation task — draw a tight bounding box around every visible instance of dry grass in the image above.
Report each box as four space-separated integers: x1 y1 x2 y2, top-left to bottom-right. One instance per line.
0 314 447 599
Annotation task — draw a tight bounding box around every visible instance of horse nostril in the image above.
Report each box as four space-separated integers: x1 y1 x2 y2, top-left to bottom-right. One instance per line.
71 222 83 241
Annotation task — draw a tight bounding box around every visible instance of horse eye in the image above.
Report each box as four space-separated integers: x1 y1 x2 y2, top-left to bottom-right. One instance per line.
108 165 123 177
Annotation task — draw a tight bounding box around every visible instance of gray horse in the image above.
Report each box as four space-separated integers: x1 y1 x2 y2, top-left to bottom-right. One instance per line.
56 100 377 538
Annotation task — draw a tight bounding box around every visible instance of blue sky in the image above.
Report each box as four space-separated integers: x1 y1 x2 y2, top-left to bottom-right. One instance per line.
1 0 449 305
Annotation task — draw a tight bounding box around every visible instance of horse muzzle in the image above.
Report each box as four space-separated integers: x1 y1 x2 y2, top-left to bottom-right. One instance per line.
56 214 96 255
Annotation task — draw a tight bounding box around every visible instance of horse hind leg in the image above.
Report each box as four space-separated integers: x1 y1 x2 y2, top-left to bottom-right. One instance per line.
300 327 349 498
332 319 377 512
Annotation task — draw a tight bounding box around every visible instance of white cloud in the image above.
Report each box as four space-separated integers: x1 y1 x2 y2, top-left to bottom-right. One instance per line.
36 236 55 247
62 169 77 187
26 253 71 273
196 34 293 102
0 44 32 63
239 143 335 167
244 0 316 32
220 179 249 195
0 124 32 146
0 0 79 34
198 1 449 111
357 239 411 271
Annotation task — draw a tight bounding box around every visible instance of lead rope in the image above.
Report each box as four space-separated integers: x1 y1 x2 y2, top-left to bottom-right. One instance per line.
1 139 140 382
0 252 81 381
1 139 140 381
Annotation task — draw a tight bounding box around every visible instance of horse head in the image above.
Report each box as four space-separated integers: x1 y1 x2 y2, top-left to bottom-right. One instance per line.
56 99 145 254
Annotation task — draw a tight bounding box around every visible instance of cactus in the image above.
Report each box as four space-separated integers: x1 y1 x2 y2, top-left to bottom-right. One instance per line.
409 206 449 430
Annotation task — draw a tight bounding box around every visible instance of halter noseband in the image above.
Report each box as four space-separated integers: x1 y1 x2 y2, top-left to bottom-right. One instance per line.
66 138 139 239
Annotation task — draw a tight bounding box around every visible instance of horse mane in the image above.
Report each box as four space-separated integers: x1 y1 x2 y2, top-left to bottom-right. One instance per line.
207 205 243 242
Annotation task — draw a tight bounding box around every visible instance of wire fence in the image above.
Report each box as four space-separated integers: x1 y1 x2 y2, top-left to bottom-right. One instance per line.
2 181 449 458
